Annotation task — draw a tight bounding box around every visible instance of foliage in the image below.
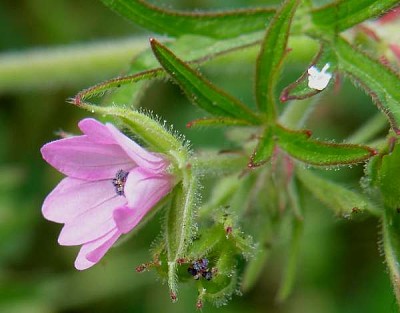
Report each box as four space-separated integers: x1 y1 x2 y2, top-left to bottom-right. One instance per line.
1 0 400 311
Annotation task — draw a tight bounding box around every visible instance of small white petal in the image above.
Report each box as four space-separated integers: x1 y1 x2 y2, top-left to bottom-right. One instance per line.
308 63 332 91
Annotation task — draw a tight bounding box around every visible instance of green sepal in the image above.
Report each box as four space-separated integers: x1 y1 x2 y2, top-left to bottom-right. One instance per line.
68 104 185 157
255 0 300 118
186 224 225 259
280 45 337 102
101 0 275 39
296 168 381 216
334 37 400 133
311 0 400 32
165 172 198 301
248 126 275 168
275 124 376 166
382 207 400 306
378 142 400 208
150 38 260 124
200 248 238 307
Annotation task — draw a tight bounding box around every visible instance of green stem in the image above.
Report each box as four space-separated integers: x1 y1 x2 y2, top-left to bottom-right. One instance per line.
192 152 248 176
382 207 400 307
0 35 317 94
0 37 148 93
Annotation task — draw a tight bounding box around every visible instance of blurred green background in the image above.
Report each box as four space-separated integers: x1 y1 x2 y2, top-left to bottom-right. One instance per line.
0 0 397 312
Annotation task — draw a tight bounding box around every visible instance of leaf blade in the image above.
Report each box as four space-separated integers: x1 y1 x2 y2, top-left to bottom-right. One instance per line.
249 126 275 168
297 167 380 216
101 0 275 39
334 37 400 133
276 125 376 166
280 45 337 102
255 0 300 118
150 38 260 124
311 0 399 32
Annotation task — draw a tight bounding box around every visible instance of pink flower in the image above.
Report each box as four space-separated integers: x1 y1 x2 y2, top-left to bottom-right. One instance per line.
41 118 173 270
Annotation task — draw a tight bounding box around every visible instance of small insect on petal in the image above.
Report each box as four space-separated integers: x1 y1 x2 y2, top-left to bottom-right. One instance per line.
307 63 332 91
112 169 129 196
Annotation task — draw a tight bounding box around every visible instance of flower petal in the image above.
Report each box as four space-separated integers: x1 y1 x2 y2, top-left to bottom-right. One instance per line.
74 229 120 270
41 135 135 180
106 123 169 172
113 168 172 234
58 196 126 246
78 118 116 144
43 177 118 223
125 167 172 209
113 207 138 234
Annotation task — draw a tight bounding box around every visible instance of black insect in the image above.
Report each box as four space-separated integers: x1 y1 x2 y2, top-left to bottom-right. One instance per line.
112 169 129 196
187 258 213 281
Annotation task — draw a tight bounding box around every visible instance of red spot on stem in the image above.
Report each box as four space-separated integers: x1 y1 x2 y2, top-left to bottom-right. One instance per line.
196 299 203 310
135 264 146 273
170 292 177 302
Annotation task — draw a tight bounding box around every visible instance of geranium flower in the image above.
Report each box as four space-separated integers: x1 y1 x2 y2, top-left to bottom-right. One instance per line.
41 118 173 270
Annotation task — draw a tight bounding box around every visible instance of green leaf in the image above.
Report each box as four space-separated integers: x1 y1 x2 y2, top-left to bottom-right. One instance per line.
131 33 262 73
101 0 275 39
275 124 376 166
248 126 275 168
378 143 400 208
76 33 264 105
255 0 300 118
383 207 400 307
186 117 253 128
334 37 400 133
311 0 400 32
73 68 163 104
150 38 260 124
280 45 337 102
297 168 380 216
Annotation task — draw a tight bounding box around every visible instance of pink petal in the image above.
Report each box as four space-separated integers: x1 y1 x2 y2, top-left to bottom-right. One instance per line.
106 123 169 172
125 167 172 209
74 229 121 270
41 135 135 180
113 168 172 234
78 118 116 144
42 177 118 223
113 207 138 234
58 196 126 246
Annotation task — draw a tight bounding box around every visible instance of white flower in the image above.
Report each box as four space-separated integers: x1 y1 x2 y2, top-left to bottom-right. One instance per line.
307 63 332 91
